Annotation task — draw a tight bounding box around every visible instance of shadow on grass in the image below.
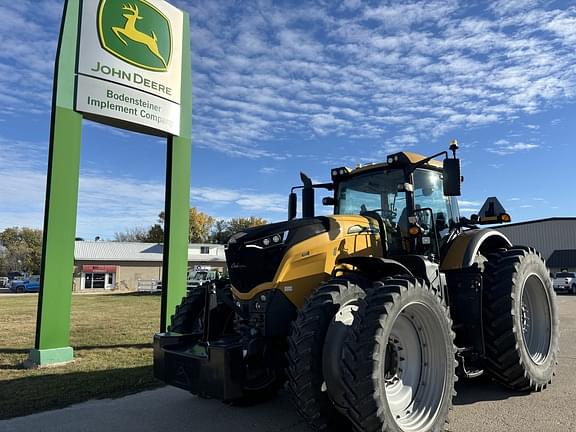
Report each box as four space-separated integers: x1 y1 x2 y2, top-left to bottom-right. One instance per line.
0 344 151 355
0 348 29 354
104 292 162 297
0 365 162 420
453 374 528 405
75 343 152 350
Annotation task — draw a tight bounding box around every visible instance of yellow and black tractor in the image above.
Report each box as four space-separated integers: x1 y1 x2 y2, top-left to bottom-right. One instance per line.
154 141 559 432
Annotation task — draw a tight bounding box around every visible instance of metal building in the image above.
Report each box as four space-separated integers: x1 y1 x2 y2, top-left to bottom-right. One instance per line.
495 217 576 274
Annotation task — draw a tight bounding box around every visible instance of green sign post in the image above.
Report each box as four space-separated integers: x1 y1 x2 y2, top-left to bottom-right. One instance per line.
29 0 191 366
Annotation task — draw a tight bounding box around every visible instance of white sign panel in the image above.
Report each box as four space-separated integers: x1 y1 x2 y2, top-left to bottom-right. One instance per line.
76 0 183 135
76 75 180 135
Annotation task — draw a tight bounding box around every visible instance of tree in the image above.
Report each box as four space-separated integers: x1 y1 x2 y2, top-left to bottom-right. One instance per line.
0 227 43 274
146 224 164 243
228 216 267 234
113 227 150 242
210 216 268 244
211 219 231 244
189 207 214 243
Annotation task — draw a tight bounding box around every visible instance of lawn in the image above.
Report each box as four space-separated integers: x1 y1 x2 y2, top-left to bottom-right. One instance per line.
0 293 164 419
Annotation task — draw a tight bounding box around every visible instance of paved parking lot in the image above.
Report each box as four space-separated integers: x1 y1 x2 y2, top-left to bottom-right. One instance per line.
1 295 575 432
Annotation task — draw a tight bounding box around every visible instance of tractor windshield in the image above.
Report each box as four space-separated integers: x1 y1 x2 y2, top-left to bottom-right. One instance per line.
335 167 459 256
413 169 459 236
335 169 407 255
336 169 406 218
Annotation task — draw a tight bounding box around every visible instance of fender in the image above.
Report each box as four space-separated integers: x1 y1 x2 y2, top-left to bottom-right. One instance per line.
337 256 412 279
441 229 512 271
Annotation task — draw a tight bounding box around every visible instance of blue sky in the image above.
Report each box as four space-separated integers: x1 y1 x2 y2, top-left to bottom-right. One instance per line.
0 0 575 240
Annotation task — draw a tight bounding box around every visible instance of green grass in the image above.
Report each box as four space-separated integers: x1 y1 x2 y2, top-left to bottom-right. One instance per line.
0 293 164 419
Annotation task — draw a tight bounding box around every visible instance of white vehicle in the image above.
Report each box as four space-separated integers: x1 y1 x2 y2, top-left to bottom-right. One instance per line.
552 271 576 294
187 270 224 289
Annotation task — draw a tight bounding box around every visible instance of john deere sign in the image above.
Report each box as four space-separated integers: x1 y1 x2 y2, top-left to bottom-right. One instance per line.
76 0 183 135
30 0 191 367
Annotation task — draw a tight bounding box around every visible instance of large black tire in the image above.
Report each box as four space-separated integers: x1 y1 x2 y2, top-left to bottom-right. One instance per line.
483 246 559 391
286 276 367 431
168 287 206 333
339 276 456 432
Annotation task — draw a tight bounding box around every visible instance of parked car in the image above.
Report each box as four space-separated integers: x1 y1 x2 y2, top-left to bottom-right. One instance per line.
187 270 223 289
9 275 40 293
552 271 576 294
0 277 8 288
153 271 225 292
7 271 25 280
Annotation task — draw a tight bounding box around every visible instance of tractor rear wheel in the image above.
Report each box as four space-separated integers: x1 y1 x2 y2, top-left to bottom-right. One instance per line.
338 276 456 432
483 246 559 391
286 275 367 431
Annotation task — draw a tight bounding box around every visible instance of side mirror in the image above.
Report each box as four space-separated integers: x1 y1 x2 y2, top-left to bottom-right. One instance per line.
443 158 461 196
322 197 335 206
288 192 297 220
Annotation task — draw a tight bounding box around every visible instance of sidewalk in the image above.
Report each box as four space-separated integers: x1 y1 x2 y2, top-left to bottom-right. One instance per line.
0 386 307 432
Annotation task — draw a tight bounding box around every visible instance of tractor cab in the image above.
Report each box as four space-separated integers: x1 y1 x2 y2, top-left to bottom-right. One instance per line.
330 151 461 260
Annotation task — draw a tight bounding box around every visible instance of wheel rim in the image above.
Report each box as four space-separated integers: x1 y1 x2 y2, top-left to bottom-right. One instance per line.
384 302 447 432
521 274 552 365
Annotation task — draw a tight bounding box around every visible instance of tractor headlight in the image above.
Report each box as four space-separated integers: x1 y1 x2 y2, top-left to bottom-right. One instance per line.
245 230 289 249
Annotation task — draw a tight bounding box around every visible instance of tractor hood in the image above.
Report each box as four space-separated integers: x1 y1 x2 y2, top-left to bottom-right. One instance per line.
225 215 381 300
226 217 333 295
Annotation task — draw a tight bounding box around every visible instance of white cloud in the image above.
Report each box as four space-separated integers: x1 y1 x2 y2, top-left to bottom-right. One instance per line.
2 1 576 163
191 186 286 213
458 200 481 208
309 114 350 136
259 167 279 175
487 139 540 155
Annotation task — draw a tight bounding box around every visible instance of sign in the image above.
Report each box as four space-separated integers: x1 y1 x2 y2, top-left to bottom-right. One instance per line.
82 265 117 273
76 0 183 135
31 0 191 366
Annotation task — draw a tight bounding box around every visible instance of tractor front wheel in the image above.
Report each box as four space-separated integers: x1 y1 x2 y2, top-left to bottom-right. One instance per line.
286 275 367 431
339 276 456 432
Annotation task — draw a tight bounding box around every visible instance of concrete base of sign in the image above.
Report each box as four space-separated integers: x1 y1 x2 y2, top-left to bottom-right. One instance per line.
26 347 74 368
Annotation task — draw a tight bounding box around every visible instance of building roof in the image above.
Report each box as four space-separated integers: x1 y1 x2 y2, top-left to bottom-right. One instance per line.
547 249 576 269
74 241 225 263
496 217 576 228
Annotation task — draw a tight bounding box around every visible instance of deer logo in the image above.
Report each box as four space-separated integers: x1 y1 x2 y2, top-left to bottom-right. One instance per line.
97 0 172 72
112 4 167 69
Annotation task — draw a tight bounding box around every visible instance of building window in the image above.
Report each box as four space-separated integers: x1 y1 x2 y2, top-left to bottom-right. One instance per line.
200 246 210 254
83 272 115 289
